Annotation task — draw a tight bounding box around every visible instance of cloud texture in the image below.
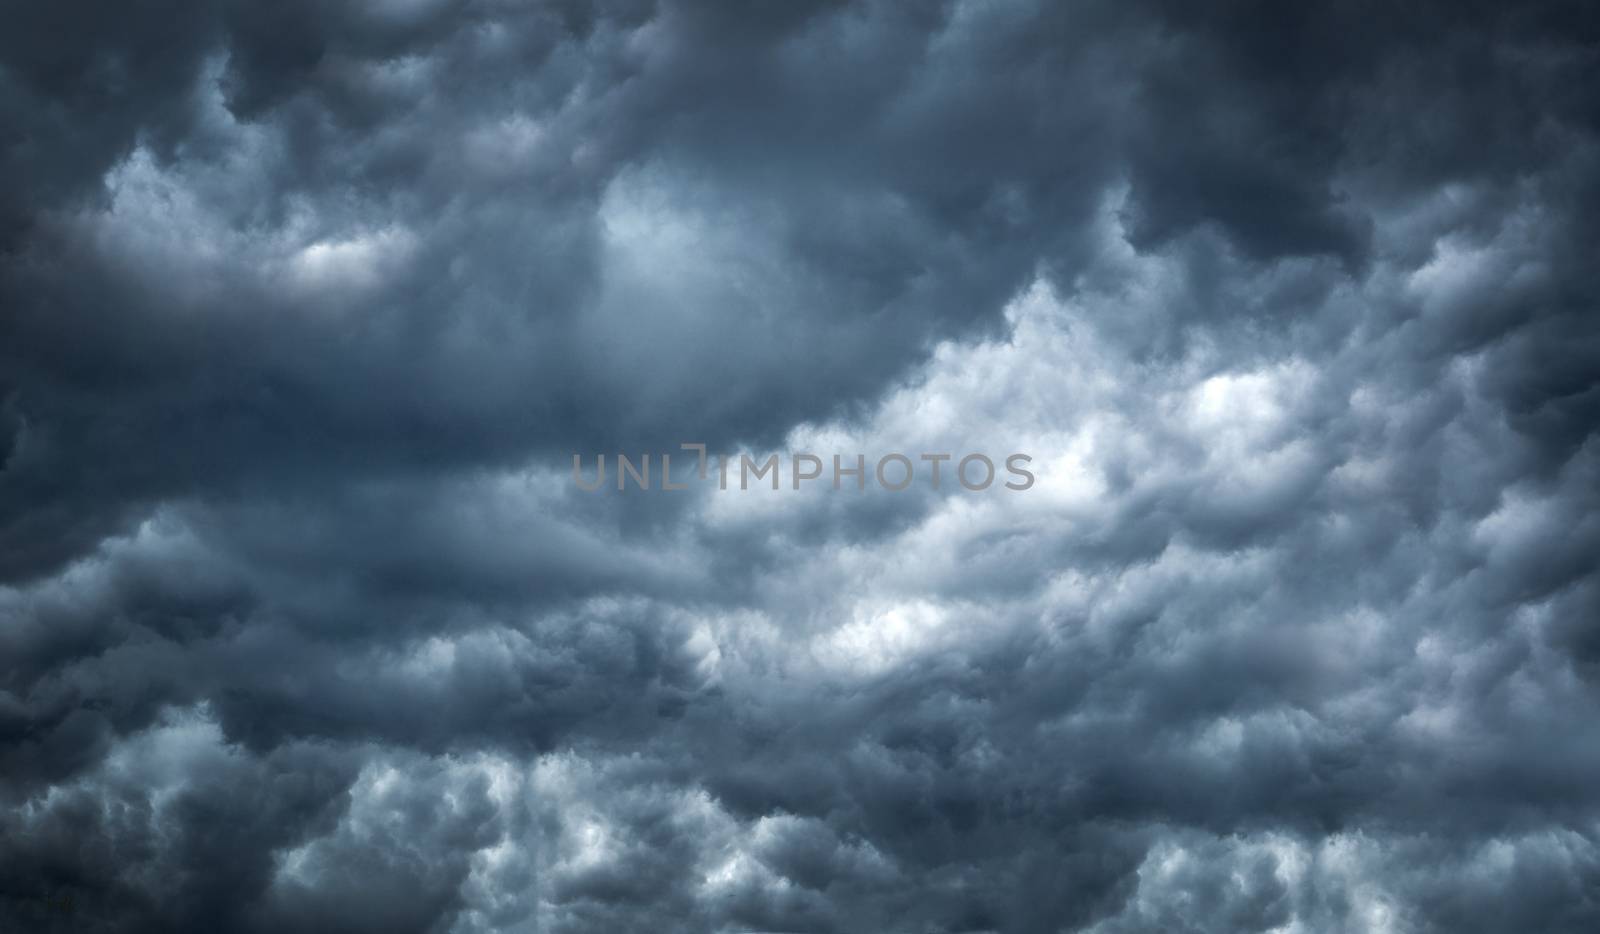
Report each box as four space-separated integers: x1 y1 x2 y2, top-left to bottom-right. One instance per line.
2 1 1598 931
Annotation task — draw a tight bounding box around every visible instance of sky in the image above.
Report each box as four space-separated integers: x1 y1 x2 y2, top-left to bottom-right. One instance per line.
1 2 1598 932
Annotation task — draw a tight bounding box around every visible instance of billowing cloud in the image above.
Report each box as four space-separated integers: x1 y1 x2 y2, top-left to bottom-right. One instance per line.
2 2 1597 932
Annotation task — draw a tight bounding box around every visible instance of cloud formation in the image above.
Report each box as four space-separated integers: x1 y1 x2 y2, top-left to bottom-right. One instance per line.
2 1 1597 932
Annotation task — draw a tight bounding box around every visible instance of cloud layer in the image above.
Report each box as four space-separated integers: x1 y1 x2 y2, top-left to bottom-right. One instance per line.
3 2 1598 932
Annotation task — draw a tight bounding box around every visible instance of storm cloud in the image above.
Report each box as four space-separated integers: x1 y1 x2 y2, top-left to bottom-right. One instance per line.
2 1 1598 932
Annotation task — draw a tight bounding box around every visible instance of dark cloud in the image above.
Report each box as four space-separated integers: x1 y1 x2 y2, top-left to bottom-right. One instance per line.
3 1 1599 932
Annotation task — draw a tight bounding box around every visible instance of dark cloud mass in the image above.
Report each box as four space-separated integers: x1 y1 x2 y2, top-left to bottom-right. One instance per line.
2 1 1598 931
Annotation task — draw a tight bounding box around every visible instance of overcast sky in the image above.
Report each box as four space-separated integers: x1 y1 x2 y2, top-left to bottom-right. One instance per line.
3 2 1599 932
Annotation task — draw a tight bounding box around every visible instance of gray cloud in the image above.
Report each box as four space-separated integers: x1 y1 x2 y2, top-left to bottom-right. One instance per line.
3 1 1598 932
